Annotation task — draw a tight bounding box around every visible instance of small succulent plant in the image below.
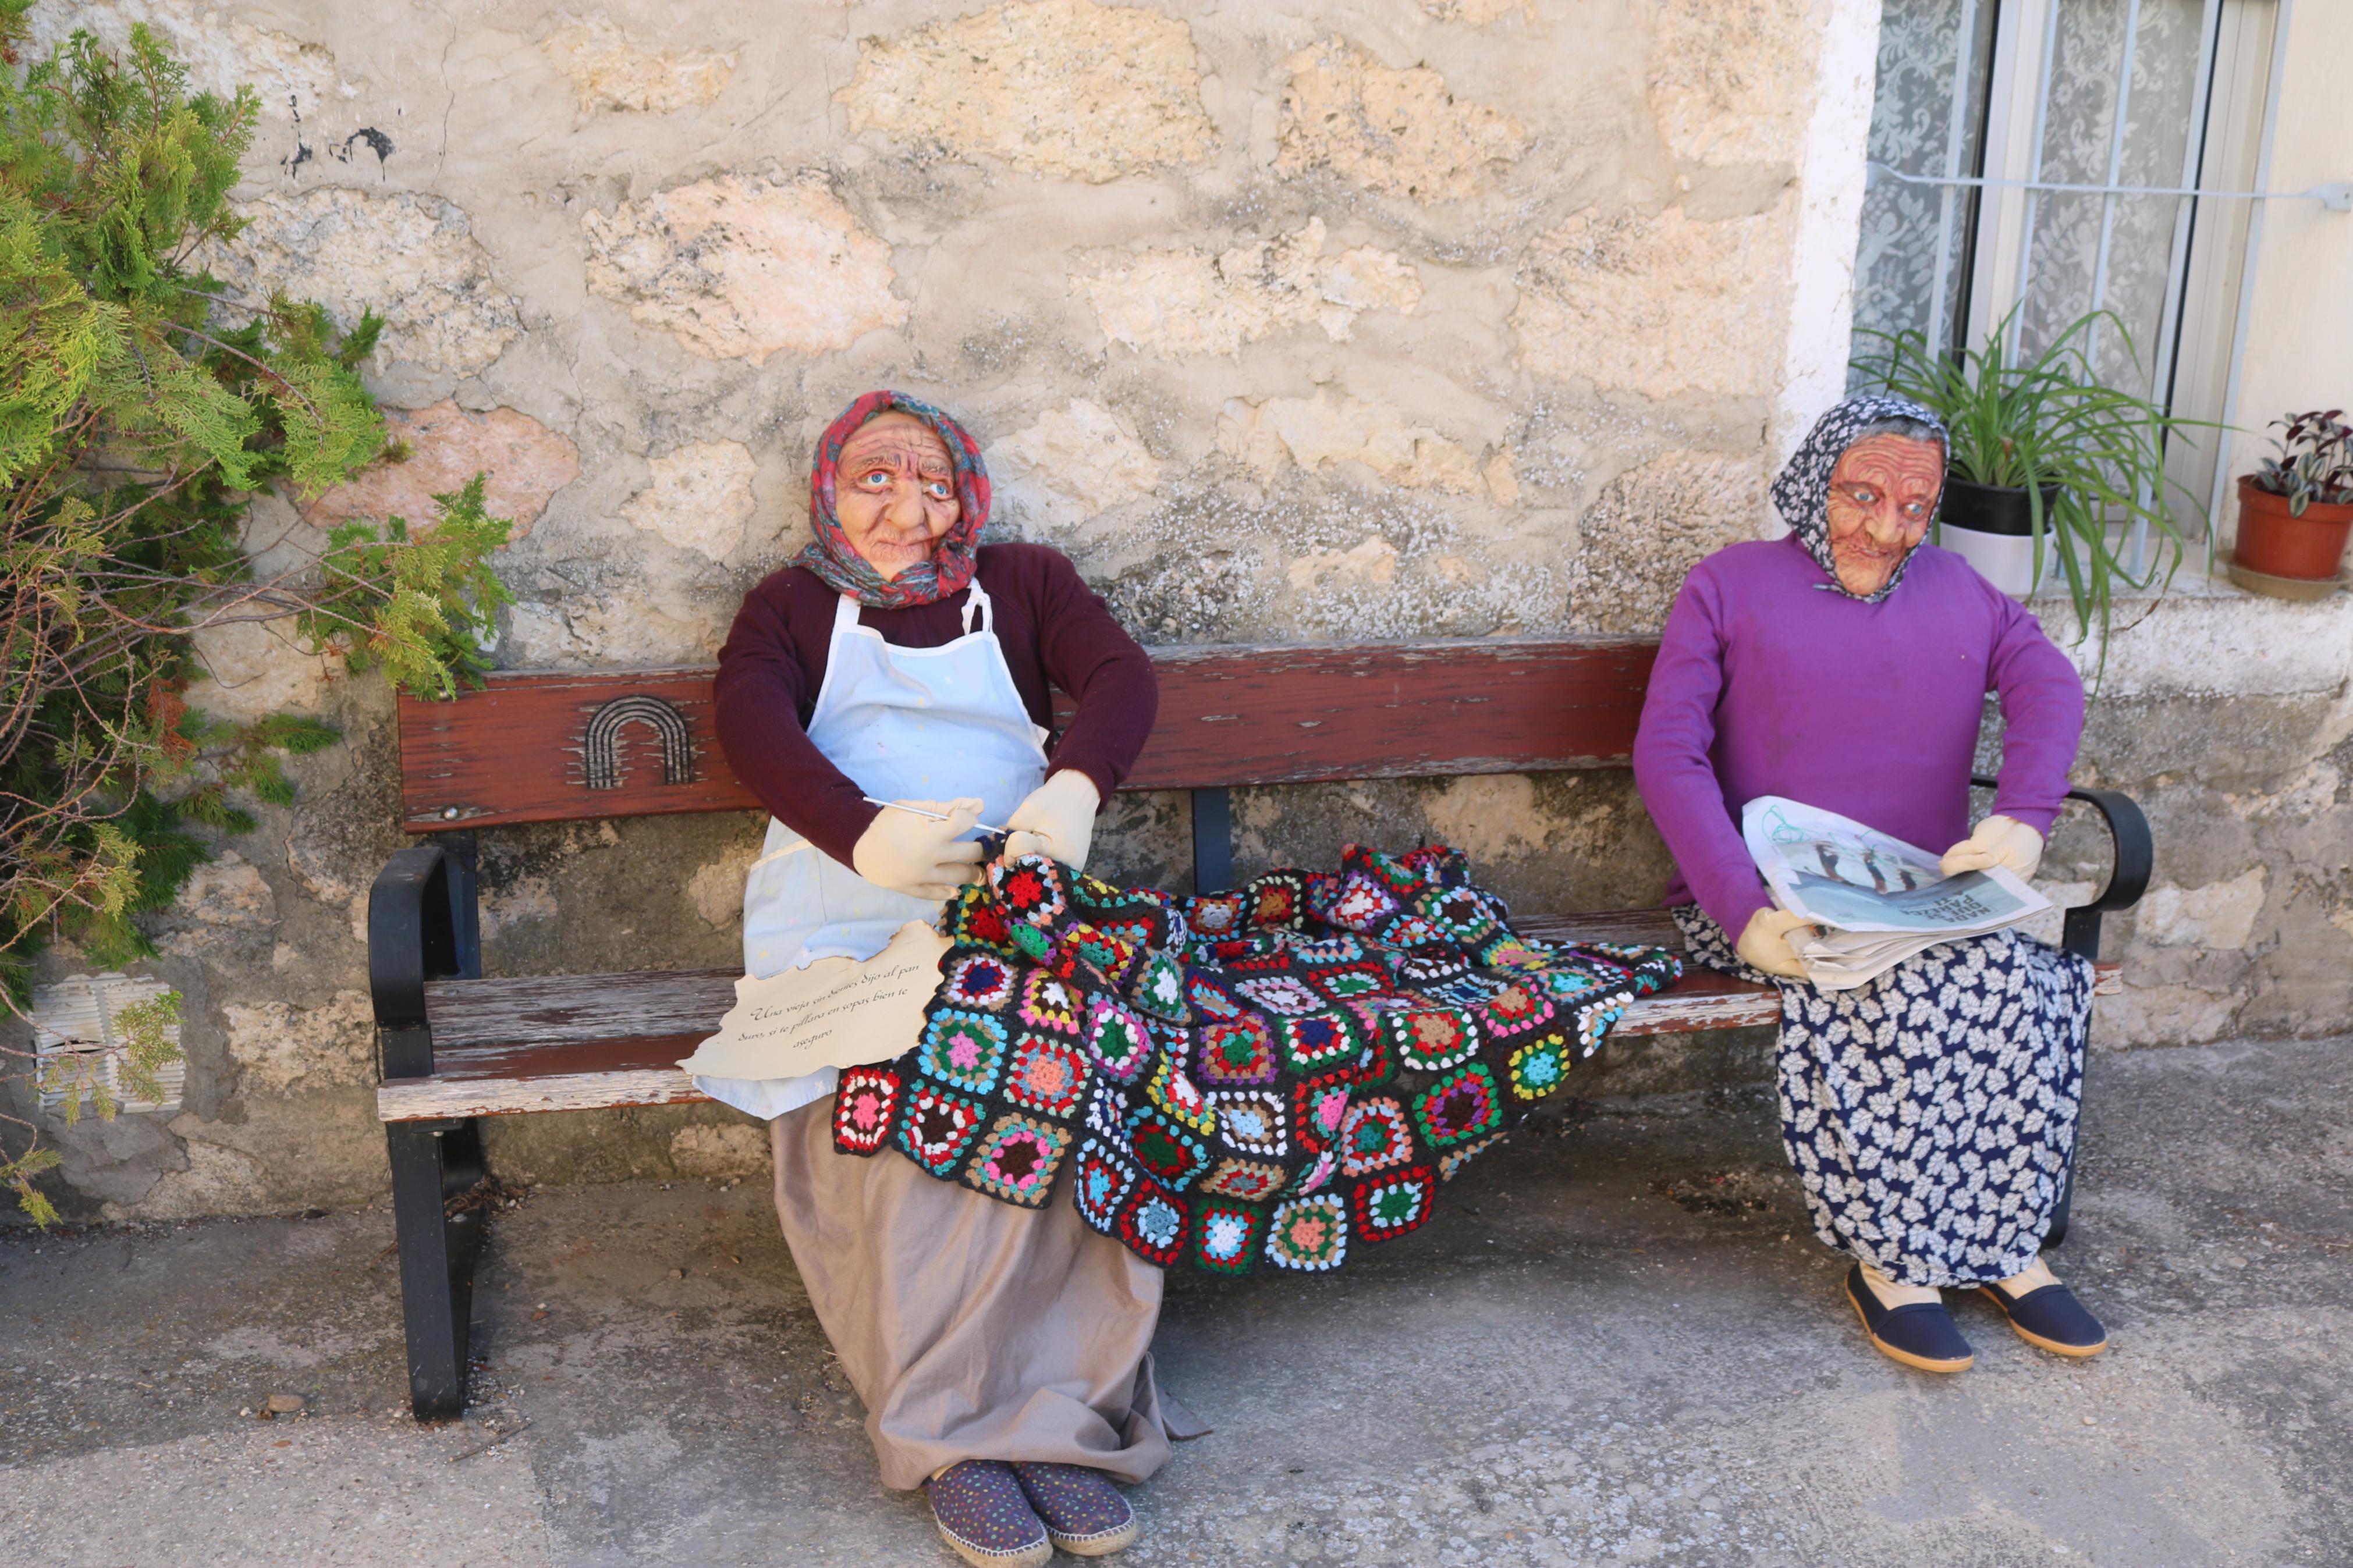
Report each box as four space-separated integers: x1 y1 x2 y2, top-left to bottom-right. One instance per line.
2250 410 2353 517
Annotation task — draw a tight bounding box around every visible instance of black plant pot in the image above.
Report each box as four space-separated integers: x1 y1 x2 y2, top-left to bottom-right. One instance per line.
1939 476 2064 596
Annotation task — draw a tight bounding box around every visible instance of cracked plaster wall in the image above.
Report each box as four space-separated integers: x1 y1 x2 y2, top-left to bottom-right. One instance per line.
17 0 2338 1224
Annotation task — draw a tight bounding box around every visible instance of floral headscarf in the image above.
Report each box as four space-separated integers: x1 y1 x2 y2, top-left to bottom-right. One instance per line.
1769 392 1949 603
794 390 991 609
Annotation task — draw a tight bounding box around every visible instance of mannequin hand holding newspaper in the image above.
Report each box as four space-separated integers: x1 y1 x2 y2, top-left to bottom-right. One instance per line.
1736 906 1818 979
1939 815 2045 881
1742 797 2053 989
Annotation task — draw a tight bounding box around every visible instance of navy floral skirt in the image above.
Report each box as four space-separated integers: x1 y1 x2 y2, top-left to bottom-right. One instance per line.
1675 905 2092 1288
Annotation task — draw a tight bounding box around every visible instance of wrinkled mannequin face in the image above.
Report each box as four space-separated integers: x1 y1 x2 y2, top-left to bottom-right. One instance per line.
835 412 959 580
1824 432 1944 597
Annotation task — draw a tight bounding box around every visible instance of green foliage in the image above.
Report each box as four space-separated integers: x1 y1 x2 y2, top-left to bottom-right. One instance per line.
1852 307 2212 689
305 474 515 699
0 15 513 1219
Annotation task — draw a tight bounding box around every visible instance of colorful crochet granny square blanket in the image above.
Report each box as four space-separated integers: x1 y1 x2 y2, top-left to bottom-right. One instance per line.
832 843 1679 1276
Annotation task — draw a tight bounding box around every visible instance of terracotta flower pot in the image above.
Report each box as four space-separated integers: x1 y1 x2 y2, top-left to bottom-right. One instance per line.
2234 475 2353 581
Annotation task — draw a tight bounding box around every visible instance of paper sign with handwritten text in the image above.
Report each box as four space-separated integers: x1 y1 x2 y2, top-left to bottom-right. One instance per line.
677 922 950 1082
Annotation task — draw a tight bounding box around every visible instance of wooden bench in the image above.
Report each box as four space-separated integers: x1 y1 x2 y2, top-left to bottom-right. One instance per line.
368 636 2149 1418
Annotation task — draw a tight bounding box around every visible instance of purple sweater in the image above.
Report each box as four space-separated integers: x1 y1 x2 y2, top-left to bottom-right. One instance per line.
1631 536 2086 937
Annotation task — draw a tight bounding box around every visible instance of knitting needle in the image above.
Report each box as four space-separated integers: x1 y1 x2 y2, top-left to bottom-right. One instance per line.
862 795 1013 836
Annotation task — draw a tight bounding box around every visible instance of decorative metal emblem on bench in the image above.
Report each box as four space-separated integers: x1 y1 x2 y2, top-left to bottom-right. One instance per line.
580 695 695 789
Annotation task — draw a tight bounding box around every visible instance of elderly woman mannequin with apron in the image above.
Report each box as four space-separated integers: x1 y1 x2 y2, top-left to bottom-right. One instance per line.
711 392 1184 1566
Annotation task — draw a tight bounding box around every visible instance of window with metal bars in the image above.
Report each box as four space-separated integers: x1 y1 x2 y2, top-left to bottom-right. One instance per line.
1851 0 2338 557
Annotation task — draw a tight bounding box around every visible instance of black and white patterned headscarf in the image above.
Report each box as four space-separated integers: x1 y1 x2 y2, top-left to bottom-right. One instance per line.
1769 393 1949 603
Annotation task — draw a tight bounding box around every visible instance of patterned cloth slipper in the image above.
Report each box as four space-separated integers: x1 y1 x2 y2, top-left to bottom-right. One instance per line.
1011 1462 1140 1556
923 1461 1052 1568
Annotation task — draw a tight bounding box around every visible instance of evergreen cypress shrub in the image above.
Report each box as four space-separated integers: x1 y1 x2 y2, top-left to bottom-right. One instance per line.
1 7 513 1219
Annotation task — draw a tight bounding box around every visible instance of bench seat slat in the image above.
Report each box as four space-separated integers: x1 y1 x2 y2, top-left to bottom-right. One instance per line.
386 931 2118 1122
1511 909 1683 948
423 968 737 1051
379 1068 709 1122
379 976 1779 1122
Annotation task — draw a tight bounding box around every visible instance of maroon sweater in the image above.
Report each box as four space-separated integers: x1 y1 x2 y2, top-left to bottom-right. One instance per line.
714 543 1159 866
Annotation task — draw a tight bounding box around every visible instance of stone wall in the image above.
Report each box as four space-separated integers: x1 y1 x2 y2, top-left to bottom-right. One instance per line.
14 0 2343 1222
2038 591 2353 1048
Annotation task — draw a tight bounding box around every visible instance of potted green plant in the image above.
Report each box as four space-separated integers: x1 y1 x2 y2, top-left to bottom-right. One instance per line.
2231 410 2353 596
1852 309 2205 677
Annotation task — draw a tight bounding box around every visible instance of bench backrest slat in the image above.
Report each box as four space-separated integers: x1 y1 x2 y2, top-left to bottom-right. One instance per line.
396 637 1660 833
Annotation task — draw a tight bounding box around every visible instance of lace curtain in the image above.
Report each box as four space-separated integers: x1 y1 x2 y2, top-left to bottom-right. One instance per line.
1854 0 2213 399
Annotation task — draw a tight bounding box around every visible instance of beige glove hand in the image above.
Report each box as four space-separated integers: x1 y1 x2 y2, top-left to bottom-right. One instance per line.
1736 906 1817 980
1002 770 1103 873
850 798 985 901
1939 814 2043 881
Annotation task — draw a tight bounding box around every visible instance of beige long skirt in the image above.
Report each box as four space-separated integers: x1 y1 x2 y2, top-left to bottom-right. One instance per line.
769 1097 1199 1490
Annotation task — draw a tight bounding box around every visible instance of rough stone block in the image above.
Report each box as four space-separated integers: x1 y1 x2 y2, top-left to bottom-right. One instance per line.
2141 869 2269 951
1515 200 1794 399
199 189 521 376
301 400 580 539
222 989 374 1096
622 439 759 561
1565 450 1766 632
2041 589 2353 701
583 173 906 365
184 620 341 726
988 399 1163 534
686 842 759 928
1646 0 1822 169
1276 35 1527 203
35 1 359 125
503 584 733 668
1286 536 1400 591
172 852 279 929
1424 0 1534 23
542 10 734 115
1073 217 1421 357
839 0 1215 183
1217 390 1503 498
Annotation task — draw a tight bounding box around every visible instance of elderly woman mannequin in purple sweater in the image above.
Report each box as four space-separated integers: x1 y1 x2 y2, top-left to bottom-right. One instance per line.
1634 393 2109 1374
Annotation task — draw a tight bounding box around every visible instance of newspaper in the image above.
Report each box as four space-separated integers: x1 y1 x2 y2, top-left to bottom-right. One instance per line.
1741 796 2050 989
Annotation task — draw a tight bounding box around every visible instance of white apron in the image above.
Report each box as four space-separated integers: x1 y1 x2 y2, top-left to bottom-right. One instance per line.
694 582 1048 1119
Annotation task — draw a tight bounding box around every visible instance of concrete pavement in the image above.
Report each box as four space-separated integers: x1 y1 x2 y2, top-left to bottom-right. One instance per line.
5 1034 2349 1566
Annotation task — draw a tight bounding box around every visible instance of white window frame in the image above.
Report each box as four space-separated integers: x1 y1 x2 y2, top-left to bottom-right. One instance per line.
1869 0 2344 570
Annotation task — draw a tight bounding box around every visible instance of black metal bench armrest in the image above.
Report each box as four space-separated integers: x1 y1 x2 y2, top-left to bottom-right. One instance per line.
369 836 482 1079
1971 777 2153 961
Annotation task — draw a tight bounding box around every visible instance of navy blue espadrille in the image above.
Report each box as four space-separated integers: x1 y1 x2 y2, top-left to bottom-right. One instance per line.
1846 1264 1975 1373
1981 1278 2110 1357
924 1461 1052 1568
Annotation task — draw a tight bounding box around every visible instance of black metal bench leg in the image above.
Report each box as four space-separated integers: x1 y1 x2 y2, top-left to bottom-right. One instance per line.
388 1118 485 1420
2043 1157 2075 1251
1191 787 1232 895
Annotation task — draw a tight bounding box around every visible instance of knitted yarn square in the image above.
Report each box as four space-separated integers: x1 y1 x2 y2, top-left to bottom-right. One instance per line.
836 842 1679 1275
